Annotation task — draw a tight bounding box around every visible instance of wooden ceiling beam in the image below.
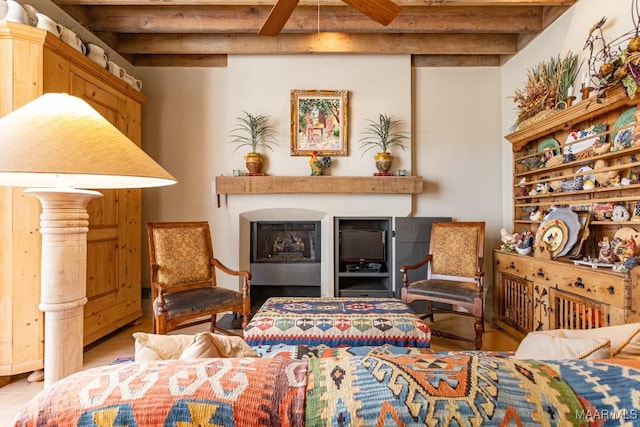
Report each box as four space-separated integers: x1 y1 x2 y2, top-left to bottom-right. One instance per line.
82 5 543 34
413 54 502 67
133 54 228 67
52 0 576 6
117 32 518 55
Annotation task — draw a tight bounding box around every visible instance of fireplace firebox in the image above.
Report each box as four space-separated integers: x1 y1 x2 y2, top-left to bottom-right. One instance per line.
250 221 321 310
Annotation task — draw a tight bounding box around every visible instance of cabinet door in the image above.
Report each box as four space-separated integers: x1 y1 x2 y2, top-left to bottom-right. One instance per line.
69 71 142 343
43 47 142 344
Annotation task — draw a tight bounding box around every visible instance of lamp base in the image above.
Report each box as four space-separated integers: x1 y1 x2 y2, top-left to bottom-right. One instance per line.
24 188 102 387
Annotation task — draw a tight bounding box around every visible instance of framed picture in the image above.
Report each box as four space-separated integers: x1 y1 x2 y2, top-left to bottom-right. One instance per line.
290 89 348 156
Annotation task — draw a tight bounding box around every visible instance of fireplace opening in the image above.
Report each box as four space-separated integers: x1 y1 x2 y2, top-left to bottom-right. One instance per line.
251 221 320 263
250 221 321 310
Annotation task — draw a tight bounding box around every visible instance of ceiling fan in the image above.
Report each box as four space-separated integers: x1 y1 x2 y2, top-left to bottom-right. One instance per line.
259 0 401 36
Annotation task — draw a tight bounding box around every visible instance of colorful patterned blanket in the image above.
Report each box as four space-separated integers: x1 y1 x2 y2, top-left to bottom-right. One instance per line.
15 352 640 427
244 297 431 348
305 353 640 426
13 354 640 426
13 357 307 427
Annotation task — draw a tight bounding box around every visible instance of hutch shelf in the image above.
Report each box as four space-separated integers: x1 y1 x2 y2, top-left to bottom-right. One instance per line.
494 86 640 339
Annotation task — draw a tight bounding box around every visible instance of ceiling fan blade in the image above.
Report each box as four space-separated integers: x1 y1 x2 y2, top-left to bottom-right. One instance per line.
259 0 301 36
342 0 400 26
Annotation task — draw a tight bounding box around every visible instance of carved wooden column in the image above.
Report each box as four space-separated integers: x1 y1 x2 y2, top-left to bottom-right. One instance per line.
25 188 101 387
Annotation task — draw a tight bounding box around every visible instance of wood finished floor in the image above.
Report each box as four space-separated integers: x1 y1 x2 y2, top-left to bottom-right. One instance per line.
0 314 521 423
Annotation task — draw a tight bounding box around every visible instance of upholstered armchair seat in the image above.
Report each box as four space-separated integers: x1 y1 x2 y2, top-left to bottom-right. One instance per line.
158 287 244 321
406 279 478 304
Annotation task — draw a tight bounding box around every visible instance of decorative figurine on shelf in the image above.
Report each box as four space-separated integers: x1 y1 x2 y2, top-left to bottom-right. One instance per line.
309 151 331 176
598 237 613 264
613 237 637 263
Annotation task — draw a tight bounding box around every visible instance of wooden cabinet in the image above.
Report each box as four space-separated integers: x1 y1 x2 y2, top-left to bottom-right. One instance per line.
494 86 640 338
0 22 146 379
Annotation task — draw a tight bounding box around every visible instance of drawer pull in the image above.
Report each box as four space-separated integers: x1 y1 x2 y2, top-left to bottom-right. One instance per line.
536 269 545 278
608 286 615 295
509 262 516 269
574 278 585 289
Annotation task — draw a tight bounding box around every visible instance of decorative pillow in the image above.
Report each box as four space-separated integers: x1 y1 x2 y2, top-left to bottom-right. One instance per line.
133 332 195 361
514 332 611 360
179 331 257 359
548 323 640 359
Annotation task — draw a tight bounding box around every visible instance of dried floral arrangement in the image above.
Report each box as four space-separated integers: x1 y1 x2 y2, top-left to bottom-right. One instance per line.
512 52 580 129
585 0 640 100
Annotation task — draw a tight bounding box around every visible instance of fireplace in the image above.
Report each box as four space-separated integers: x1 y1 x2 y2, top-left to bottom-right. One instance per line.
250 221 321 309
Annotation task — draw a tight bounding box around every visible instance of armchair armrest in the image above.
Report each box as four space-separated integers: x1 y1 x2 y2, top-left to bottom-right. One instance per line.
212 257 252 295
400 254 432 287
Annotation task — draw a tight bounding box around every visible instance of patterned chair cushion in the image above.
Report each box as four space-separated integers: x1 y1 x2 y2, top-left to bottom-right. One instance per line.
153 226 211 286
430 225 479 278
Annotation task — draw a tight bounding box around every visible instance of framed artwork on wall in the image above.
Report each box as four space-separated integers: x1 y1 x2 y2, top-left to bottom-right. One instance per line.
290 89 349 156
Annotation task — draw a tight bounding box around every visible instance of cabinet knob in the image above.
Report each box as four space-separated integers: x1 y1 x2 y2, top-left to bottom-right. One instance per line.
574 278 585 289
509 262 516 269
608 286 615 295
536 269 545 278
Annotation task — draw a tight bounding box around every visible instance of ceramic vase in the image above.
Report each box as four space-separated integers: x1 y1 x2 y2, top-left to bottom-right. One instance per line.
374 151 392 174
244 152 263 174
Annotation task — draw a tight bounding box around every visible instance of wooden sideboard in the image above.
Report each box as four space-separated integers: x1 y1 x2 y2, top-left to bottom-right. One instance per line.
0 22 146 380
494 86 640 339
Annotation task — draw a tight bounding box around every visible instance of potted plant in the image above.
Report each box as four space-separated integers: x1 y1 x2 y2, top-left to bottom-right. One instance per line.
229 110 278 174
359 113 408 174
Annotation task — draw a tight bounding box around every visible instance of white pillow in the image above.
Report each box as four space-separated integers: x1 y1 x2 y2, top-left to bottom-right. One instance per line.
514 332 611 360
179 332 257 359
526 324 640 359
133 332 196 362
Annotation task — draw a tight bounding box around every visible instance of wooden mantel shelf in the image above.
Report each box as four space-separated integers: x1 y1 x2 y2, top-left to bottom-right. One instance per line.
215 175 423 206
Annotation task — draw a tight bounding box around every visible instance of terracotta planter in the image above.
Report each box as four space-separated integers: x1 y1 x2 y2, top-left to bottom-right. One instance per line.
244 152 263 174
374 151 393 174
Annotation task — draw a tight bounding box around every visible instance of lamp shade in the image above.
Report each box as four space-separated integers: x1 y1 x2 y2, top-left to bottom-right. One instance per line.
0 93 176 189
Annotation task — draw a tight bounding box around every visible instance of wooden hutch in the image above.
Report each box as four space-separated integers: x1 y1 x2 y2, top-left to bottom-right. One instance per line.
494 86 640 339
0 22 145 382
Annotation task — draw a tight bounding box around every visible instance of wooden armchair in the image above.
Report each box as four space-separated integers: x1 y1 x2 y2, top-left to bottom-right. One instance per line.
147 221 251 335
400 221 485 349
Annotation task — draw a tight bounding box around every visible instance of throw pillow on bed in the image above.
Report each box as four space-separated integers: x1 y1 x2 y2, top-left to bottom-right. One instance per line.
514 323 640 360
514 333 611 360
133 332 196 361
553 323 640 359
133 331 257 362
179 332 257 359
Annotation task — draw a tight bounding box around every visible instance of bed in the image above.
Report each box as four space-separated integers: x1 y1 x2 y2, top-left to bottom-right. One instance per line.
15 299 640 425
13 352 640 426
243 296 432 348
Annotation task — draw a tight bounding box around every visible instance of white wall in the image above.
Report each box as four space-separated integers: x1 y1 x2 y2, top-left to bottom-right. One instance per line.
32 0 628 319
137 56 503 316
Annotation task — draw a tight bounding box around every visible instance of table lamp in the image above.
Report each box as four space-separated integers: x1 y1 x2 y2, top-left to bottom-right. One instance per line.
0 93 176 387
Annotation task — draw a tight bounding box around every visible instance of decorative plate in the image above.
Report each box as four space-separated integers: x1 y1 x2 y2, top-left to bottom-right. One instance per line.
535 219 569 258
611 106 637 147
564 124 607 155
541 207 580 257
537 138 561 156
576 166 596 184
614 227 640 248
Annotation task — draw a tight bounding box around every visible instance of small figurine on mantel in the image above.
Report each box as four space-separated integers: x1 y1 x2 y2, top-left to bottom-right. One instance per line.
309 151 331 176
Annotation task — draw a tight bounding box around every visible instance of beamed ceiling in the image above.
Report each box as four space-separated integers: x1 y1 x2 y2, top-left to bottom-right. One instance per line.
50 0 579 67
